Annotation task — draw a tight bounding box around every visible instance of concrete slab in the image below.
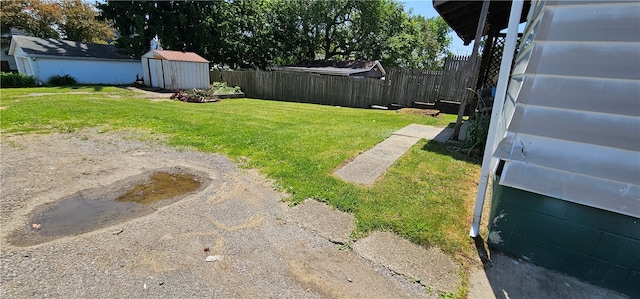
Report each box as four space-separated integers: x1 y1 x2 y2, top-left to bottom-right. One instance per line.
334 135 420 186
469 252 629 299
353 231 460 294
285 198 355 244
334 124 453 186
433 127 454 143
394 124 446 139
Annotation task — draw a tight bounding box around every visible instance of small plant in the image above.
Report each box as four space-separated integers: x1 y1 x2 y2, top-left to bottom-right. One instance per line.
461 110 490 156
211 81 242 94
461 88 491 156
1 72 36 87
339 241 353 251
48 74 77 86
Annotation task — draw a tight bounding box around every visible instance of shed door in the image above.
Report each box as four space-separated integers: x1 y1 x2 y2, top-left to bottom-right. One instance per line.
148 58 165 89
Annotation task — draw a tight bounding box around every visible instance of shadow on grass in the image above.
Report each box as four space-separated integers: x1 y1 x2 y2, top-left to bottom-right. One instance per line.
52 85 104 91
421 139 482 166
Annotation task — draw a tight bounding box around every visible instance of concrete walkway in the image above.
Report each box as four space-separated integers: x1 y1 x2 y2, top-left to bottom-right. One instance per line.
334 124 453 186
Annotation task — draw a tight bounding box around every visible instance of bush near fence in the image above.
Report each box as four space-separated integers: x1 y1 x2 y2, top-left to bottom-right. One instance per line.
212 56 478 110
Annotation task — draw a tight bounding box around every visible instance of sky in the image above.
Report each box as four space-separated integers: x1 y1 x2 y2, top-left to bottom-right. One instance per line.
401 0 473 56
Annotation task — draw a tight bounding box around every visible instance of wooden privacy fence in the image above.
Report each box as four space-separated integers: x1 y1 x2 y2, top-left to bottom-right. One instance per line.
215 55 478 109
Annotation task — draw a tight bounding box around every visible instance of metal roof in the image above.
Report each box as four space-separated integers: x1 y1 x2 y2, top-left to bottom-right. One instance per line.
275 60 386 77
143 49 208 63
433 0 531 45
9 35 136 60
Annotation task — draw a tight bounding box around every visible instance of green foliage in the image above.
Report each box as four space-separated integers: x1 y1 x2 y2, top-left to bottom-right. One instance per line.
211 82 242 94
461 111 490 155
99 0 452 70
1 0 115 44
58 0 116 44
47 74 77 86
1 72 37 88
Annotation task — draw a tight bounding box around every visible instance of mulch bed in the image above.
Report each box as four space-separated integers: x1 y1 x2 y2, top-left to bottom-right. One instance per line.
397 108 440 117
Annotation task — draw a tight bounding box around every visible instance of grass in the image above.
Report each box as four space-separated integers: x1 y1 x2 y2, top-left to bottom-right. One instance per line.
1 86 481 297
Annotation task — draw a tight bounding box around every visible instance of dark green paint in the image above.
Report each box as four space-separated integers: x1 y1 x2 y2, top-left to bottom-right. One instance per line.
488 176 640 297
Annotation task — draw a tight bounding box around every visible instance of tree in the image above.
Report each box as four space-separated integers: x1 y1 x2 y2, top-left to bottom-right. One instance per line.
1 0 115 44
267 0 451 69
59 0 115 43
1 0 62 39
381 15 452 69
99 0 452 70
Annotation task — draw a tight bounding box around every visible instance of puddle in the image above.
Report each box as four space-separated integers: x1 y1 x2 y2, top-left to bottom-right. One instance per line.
115 172 203 205
9 167 210 247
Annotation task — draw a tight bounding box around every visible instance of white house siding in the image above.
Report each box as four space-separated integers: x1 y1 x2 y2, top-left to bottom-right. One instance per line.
12 44 141 85
11 47 35 76
30 58 142 85
494 0 640 218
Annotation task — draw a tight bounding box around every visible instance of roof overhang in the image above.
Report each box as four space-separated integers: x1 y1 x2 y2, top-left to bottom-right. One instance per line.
433 0 531 45
10 52 139 62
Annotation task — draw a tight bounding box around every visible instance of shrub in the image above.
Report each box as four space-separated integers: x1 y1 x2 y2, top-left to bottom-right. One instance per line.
461 110 490 156
211 81 242 94
1 72 37 88
48 74 77 86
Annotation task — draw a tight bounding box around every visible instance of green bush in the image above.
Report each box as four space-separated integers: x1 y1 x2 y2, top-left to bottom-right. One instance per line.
211 81 242 94
1 72 37 88
48 74 77 86
461 110 490 155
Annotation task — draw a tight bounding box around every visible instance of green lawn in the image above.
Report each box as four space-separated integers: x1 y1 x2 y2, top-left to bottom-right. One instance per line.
1 86 481 295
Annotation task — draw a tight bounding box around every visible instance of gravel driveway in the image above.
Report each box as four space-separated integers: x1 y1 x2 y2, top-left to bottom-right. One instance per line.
0 129 431 298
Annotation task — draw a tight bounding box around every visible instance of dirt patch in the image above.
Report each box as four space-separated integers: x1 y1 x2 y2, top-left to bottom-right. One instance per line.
398 108 440 117
0 130 431 298
125 86 174 101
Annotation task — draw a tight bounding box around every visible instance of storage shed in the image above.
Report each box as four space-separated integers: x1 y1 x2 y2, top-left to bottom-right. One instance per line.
8 35 141 85
141 50 209 90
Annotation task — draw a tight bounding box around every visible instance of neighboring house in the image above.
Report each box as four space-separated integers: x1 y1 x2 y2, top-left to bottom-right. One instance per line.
1 29 27 73
141 49 209 90
438 0 639 297
8 36 141 85
275 60 386 79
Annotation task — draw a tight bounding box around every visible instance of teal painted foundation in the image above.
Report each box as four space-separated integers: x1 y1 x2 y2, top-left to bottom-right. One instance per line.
488 177 640 297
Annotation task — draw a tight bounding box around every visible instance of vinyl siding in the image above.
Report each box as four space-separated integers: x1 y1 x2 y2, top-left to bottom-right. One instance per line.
494 0 640 218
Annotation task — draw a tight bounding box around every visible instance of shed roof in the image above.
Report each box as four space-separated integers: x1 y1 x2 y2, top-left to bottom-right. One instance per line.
433 0 531 45
9 35 136 60
275 60 386 77
143 49 208 63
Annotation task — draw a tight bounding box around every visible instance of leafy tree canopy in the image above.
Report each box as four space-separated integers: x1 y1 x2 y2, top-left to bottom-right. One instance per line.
1 0 115 44
98 0 452 70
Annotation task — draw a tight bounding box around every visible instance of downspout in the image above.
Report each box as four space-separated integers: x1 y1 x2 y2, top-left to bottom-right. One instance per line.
452 0 489 140
470 0 524 238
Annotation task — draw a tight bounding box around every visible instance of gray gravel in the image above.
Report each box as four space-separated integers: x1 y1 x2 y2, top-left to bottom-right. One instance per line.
0 129 430 298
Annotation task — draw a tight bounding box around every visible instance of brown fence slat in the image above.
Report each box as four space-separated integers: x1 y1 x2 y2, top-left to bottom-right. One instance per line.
217 56 476 109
